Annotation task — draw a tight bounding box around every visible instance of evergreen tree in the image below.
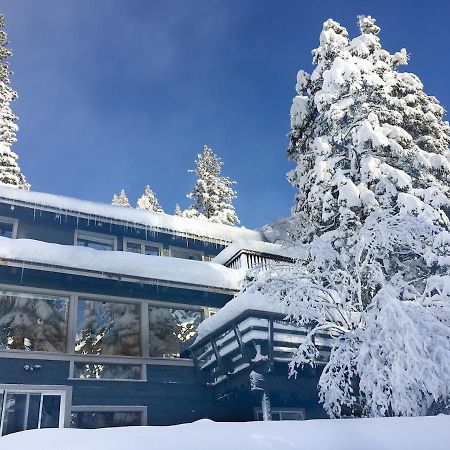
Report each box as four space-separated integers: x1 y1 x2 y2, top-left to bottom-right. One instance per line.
186 145 239 226
247 16 450 418
136 185 164 213
111 190 130 207
0 14 29 190
174 203 183 216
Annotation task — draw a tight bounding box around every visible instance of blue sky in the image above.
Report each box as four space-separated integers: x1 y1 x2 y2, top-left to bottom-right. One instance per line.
1 0 449 229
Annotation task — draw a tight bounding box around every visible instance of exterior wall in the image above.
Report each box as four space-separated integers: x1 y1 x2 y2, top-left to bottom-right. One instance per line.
0 357 236 425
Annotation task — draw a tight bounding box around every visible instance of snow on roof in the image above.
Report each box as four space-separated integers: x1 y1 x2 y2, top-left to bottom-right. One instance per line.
2 415 449 450
0 237 244 292
0 185 263 244
195 291 285 341
212 239 292 265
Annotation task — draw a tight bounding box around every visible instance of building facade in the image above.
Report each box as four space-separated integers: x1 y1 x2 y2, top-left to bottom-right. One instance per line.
0 186 325 436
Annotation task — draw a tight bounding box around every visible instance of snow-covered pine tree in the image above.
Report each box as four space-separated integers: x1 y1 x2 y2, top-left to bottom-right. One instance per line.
0 14 29 190
136 185 164 213
111 189 130 207
174 203 183 216
186 145 239 226
248 16 450 418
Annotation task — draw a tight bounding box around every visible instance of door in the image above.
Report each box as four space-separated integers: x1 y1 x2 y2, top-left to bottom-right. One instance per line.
0 390 65 436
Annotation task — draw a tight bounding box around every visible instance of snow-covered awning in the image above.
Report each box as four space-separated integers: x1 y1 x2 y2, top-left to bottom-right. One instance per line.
0 186 263 245
0 237 244 292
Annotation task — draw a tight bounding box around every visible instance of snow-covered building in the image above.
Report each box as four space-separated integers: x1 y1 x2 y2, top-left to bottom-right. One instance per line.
0 185 324 435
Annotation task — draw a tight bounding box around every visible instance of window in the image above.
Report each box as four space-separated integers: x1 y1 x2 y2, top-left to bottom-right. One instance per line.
0 290 69 353
71 409 145 429
123 238 161 256
255 408 305 421
148 306 202 357
75 231 116 251
0 218 17 239
170 247 203 261
0 389 66 436
73 363 142 380
75 299 140 356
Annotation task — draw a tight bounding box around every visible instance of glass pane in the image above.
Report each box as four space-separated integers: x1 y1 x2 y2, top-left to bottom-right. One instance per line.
2 393 27 436
74 363 141 380
71 411 142 429
148 306 202 357
0 291 69 352
76 299 141 356
40 395 61 428
27 394 41 430
77 237 114 251
144 245 159 256
125 242 141 253
170 248 203 261
0 221 13 238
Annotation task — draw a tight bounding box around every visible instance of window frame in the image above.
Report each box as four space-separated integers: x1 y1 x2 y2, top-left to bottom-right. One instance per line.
169 245 204 261
0 284 208 364
0 216 18 239
123 237 162 256
74 230 117 251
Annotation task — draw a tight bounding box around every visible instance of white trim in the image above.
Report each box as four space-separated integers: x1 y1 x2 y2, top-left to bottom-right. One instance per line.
254 406 305 421
123 237 162 256
0 384 72 434
0 216 18 239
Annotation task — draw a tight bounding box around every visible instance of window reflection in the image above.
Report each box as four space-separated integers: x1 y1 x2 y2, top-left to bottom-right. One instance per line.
73 363 141 380
0 291 68 352
148 306 202 357
75 299 140 356
71 411 142 429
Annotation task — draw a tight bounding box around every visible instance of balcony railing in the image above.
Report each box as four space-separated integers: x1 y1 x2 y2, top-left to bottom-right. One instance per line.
190 310 332 387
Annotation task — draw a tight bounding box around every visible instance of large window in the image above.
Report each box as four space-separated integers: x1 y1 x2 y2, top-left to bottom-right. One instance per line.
148 306 202 357
0 218 16 239
75 299 140 356
170 247 203 261
124 238 161 256
71 409 145 429
0 290 69 353
75 231 116 251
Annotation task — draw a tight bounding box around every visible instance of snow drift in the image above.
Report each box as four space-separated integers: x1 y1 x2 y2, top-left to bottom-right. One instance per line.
1 416 449 450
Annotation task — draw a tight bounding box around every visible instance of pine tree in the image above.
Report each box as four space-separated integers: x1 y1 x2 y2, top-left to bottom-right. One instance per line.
111 189 130 207
246 16 450 418
186 145 239 226
0 14 29 190
174 203 183 216
136 185 164 213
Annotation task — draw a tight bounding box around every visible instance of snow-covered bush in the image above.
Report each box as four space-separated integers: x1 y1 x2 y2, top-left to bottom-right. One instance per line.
247 16 450 418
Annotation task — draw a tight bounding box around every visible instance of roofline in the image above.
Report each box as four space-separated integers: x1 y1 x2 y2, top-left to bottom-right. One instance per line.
0 190 263 246
0 258 239 295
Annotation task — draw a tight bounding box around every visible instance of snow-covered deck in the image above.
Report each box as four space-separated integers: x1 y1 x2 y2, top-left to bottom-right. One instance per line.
0 237 244 292
0 185 263 244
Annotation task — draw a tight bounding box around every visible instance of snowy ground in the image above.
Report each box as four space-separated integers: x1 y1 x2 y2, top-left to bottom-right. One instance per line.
1 416 449 450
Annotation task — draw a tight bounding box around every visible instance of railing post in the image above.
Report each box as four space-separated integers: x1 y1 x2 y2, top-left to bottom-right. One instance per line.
268 317 274 372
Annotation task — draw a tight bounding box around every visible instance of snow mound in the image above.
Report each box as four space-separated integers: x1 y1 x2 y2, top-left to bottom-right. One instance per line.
1 416 449 450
